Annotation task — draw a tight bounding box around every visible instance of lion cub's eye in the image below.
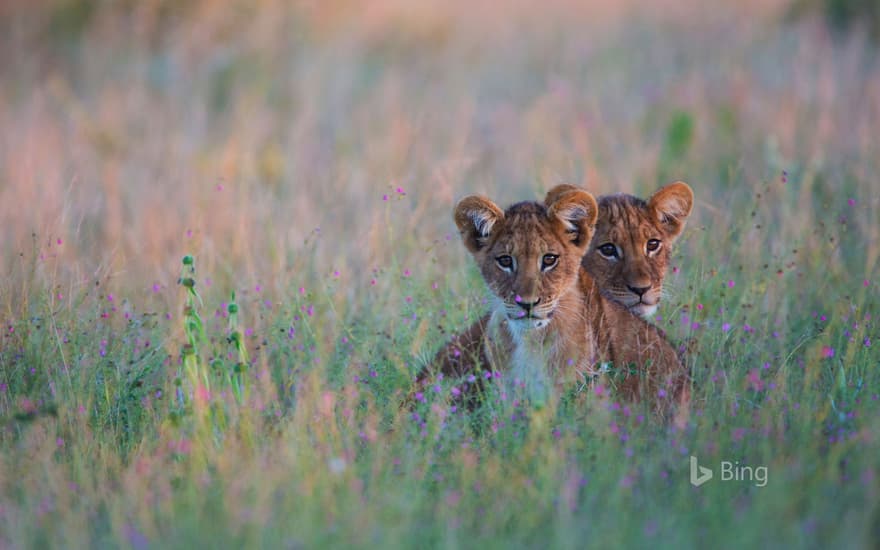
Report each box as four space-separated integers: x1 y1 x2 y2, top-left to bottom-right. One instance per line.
541 254 558 270
496 255 514 270
598 243 619 259
646 239 661 252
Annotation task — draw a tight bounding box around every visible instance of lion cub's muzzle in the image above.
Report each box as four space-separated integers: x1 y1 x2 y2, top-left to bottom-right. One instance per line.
503 297 556 329
628 299 658 317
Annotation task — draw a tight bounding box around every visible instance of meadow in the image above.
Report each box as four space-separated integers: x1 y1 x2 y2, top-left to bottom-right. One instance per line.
1 1 879 547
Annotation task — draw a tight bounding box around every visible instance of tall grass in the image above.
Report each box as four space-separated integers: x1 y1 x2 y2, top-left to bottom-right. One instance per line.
1 1 878 547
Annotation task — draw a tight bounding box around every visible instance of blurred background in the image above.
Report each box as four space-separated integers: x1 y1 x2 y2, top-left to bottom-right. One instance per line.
1 0 878 300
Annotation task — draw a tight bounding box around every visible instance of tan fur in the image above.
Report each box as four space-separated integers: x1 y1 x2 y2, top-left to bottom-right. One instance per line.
549 182 694 317
425 186 690 419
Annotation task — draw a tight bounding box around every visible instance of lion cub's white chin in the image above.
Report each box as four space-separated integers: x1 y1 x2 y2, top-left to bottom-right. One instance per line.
631 303 658 317
506 316 551 331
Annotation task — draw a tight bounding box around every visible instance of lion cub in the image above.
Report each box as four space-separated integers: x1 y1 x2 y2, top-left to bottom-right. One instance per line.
549 182 694 317
425 186 689 416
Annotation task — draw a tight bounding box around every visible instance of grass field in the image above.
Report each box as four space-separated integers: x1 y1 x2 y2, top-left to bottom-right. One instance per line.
1 1 879 547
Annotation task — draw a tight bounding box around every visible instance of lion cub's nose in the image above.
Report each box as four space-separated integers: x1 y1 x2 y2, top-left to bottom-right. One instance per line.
627 285 651 297
515 296 540 313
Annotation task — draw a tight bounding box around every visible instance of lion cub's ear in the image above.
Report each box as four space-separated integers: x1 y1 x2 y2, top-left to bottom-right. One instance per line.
648 181 694 241
543 183 581 206
545 187 598 250
454 195 505 254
